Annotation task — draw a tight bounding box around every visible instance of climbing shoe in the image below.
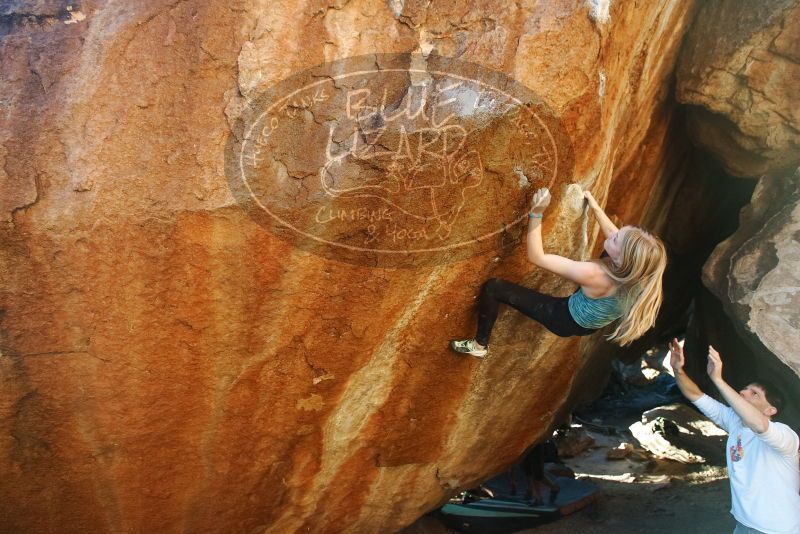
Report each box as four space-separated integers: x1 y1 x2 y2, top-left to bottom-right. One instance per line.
449 339 488 358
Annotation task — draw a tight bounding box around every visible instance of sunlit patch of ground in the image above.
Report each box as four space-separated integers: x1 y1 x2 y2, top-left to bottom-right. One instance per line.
524 422 733 534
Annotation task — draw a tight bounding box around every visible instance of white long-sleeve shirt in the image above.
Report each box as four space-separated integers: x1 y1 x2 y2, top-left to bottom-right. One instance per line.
693 394 800 534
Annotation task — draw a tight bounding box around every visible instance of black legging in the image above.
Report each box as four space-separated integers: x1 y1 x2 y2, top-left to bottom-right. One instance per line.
475 278 596 346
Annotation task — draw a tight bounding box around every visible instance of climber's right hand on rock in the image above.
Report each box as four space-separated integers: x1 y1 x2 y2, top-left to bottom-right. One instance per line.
530 187 551 215
583 190 600 210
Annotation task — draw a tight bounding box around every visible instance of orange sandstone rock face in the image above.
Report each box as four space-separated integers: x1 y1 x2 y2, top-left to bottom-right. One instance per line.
0 1 696 532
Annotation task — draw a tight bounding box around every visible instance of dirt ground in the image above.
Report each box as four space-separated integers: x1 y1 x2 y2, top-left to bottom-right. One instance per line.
523 429 734 534
403 419 735 534
403 356 740 534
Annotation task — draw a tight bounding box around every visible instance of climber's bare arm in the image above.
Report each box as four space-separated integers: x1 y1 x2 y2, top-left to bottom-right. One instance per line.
584 191 619 238
530 250 605 287
527 188 605 287
668 338 704 402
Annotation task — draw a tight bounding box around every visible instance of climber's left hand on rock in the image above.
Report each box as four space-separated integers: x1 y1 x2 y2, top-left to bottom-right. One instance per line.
530 187 551 215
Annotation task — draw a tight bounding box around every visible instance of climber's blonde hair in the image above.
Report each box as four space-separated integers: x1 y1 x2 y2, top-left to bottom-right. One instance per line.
598 226 667 346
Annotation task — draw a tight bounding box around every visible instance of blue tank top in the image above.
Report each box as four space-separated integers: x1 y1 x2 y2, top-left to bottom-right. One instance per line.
567 288 624 329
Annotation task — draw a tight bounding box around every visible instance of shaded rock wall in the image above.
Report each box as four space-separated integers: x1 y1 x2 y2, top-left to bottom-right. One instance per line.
672 0 800 427
676 0 800 177
702 171 800 392
0 1 698 533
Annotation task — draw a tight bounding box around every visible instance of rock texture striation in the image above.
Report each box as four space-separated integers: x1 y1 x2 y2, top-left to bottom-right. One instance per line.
1 1 699 533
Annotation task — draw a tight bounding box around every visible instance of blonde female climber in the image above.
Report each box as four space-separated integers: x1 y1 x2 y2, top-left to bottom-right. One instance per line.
450 187 667 358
